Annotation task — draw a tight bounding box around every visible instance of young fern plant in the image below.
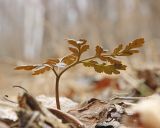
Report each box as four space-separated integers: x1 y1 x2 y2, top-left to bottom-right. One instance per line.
15 38 144 110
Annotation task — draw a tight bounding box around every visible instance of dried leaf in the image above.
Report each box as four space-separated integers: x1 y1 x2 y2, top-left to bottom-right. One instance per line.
94 64 105 73
83 60 126 75
62 55 77 65
68 39 87 48
105 57 121 64
68 39 78 48
15 65 36 70
83 60 98 67
18 93 44 114
45 58 59 66
69 47 79 55
112 44 123 56
32 64 51 75
68 98 126 128
120 38 144 56
94 77 120 90
95 45 108 61
17 93 74 128
95 45 104 56
15 62 55 76
80 44 89 54
104 65 120 74
114 63 127 70
127 38 144 49
121 50 139 56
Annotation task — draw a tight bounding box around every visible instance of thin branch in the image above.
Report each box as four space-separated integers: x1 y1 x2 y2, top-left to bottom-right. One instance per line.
3 95 17 104
49 108 85 128
79 56 96 63
13 85 28 93
110 96 145 101
58 54 115 77
52 68 58 77
55 77 60 109
59 55 80 77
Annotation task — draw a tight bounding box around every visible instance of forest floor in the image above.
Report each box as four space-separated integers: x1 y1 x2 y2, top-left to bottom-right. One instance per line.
0 60 160 128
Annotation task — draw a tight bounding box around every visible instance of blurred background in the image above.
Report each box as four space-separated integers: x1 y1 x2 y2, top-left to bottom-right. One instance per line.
0 0 160 100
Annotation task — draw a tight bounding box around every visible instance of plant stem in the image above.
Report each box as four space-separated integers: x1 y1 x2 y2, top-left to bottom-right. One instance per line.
79 56 96 63
59 55 81 77
54 55 111 109
110 96 145 101
55 76 61 109
52 68 58 77
54 56 96 109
